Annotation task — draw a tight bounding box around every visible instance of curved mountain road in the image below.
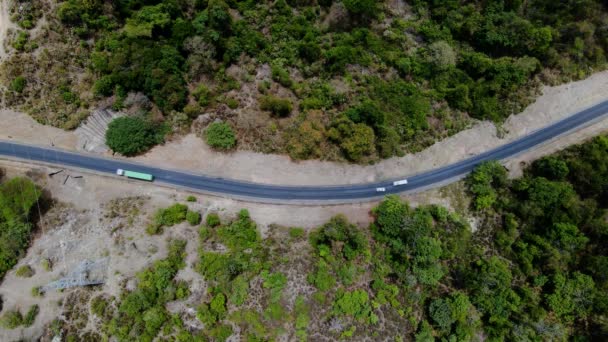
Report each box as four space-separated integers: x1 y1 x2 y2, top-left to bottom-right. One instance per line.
2 100 608 202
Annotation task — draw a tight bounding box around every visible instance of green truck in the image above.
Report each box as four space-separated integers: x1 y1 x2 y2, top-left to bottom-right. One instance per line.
116 168 154 181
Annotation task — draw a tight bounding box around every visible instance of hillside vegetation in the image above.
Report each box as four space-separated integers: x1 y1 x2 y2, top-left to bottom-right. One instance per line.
1 0 607 160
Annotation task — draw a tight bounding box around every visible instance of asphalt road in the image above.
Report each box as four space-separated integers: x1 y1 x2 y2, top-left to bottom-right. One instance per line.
2 100 608 202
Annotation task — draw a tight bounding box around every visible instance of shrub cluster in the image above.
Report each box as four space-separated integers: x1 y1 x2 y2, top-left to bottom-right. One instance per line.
105 117 165 156
205 122 236 150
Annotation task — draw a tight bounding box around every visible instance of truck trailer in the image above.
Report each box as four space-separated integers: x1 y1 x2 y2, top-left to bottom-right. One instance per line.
116 169 154 181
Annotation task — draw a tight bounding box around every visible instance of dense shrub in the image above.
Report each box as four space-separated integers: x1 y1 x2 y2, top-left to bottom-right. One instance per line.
187 210 201 225
105 117 164 156
259 96 293 117
205 122 236 150
327 117 375 162
206 213 221 227
467 161 508 210
342 0 378 16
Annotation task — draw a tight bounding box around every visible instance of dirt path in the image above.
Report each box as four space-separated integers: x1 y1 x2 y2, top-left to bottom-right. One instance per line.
0 0 14 60
1 71 608 186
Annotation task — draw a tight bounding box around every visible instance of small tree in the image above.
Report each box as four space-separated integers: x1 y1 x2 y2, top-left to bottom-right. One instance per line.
106 117 163 156
205 122 236 150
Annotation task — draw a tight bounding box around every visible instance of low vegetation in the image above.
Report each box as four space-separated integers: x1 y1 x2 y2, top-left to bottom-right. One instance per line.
0 177 41 280
0 305 39 329
15 265 34 278
146 203 199 234
104 239 189 340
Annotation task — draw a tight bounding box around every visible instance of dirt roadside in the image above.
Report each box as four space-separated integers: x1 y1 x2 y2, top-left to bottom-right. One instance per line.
2 71 608 186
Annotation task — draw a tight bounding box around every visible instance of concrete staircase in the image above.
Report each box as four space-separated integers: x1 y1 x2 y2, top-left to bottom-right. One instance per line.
75 109 122 153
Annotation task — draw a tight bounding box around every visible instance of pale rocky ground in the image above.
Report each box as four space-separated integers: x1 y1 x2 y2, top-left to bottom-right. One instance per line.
2 71 608 187
0 160 459 341
0 0 14 60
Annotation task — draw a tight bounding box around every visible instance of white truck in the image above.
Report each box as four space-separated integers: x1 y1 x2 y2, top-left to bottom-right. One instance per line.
393 179 408 186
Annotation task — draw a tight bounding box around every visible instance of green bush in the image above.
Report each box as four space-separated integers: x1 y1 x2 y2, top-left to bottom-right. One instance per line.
186 195 197 202
199 226 210 241
0 310 23 329
206 213 221 227
327 117 375 161
193 84 212 107
146 222 162 235
186 210 201 226
294 296 310 341
106 239 186 340
205 122 236 150
12 31 29 51
15 265 34 278
91 296 109 317
31 286 43 297
262 271 287 303
106 117 164 156
343 0 378 16
260 96 293 117
271 63 293 88
10 76 26 93
467 161 508 211
224 97 239 109
310 215 368 261
197 293 227 325
332 289 372 322
289 227 305 239
23 305 39 327
155 204 188 227
40 258 52 272
93 76 115 96
307 260 336 291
